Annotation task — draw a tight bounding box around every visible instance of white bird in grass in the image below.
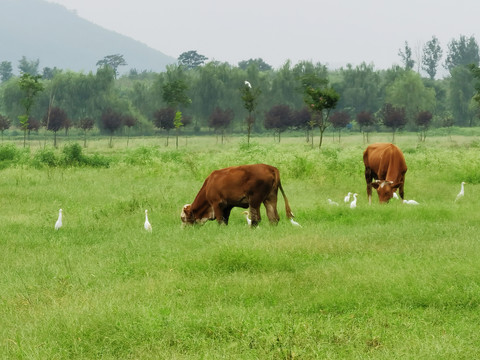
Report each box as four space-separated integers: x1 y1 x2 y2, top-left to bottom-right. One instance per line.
350 193 358 209
392 192 399 200
327 199 339 206
289 217 302 227
144 210 152 232
55 209 62 230
244 80 252 88
403 199 420 205
344 192 352 203
242 211 252 226
455 181 466 202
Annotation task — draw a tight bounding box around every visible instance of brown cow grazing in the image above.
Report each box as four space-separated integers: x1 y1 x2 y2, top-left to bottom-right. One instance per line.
363 143 407 204
181 164 296 227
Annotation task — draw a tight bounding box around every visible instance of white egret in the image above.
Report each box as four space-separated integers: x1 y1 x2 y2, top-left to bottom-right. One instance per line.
392 192 399 200
244 80 252 88
55 209 62 230
327 199 339 206
289 218 302 227
344 192 352 203
455 181 466 202
144 210 152 232
350 193 358 209
242 211 252 226
403 199 419 205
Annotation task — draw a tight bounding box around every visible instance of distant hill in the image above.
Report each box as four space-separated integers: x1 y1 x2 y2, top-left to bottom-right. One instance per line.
0 0 176 75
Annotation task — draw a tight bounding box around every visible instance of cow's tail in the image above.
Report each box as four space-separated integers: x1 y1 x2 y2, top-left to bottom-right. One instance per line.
278 181 294 220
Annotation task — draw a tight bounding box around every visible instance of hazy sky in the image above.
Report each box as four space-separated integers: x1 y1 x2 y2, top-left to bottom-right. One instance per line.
48 0 478 71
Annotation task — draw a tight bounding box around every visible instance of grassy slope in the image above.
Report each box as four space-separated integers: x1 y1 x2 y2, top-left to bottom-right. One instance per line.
0 134 479 359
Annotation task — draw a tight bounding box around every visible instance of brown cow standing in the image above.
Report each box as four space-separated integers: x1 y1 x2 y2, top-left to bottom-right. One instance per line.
181 164 295 227
363 143 407 204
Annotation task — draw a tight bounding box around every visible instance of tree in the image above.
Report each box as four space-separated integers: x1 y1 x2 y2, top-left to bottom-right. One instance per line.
330 111 350 142
101 109 123 147
238 58 272 71
18 73 44 147
470 63 480 107
0 115 11 141
209 107 234 144
422 36 443 80
27 117 41 137
18 56 40 75
78 117 95 147
448 66 476 126
240 81 261 146
178 50 208 69
300 73 340 148
123 115 137 146
0 61 13 82
381 103 407 142
336 62 382 114
173 111 183 149
153 107 176 146
43 107 67 147
444 35 480 72
264 104 292 142
96 54 127 78
291 107 312 142
415 110 433 141
385 71 436 126
356 111 377 143
398 41 415 70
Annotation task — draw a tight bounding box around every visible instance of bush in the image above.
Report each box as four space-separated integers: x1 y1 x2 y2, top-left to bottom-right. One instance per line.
0 143 18 161
33 148 58 168
62 143 84 166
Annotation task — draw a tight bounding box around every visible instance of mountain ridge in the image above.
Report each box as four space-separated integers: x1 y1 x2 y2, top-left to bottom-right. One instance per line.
0 0 176 74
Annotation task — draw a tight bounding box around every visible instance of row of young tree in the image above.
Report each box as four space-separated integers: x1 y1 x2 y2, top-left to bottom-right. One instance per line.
1 35 480 148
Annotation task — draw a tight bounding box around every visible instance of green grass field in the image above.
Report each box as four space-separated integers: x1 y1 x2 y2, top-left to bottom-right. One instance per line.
1 134 479 359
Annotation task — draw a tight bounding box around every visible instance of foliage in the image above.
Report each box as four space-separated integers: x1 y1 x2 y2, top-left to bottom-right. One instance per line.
385 70 436 125
238 58 272 71
178 50 208 69
17 72 44 146
153 107 175 132
264 104 292 141
18 56 40 75
398 41 415 70
444 35 480 72
416 110 433 141
0 114 11 138
301 73 340 148
209 107 234 143
0 61 13 82
381 103 407 141
240 81 261 146
96 54 127 78
422 36 443 79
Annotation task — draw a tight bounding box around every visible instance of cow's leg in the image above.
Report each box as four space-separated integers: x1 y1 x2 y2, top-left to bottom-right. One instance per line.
249 206 261 227
222 206 233 225
365 168 373 205
213 203 226 225
264 197 279 225
399 174 405 200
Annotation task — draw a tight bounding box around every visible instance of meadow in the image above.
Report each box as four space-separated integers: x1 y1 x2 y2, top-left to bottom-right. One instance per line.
0 133 479 359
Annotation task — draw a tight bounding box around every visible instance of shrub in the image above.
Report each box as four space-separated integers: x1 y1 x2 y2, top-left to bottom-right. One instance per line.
33 148 58 168
62 143 84 166
0 143 18 161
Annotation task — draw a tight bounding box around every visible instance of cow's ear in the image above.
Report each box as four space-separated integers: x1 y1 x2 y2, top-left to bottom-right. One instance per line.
372 182 380 189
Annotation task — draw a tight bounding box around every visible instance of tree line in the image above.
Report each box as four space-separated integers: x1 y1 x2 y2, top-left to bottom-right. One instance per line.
1 34 480 148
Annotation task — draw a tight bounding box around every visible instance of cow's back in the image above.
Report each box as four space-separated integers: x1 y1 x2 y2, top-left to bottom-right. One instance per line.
364 143 406 182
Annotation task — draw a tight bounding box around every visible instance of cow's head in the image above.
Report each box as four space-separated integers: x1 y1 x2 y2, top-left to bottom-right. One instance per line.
371 180 401 203
181 204 195 226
